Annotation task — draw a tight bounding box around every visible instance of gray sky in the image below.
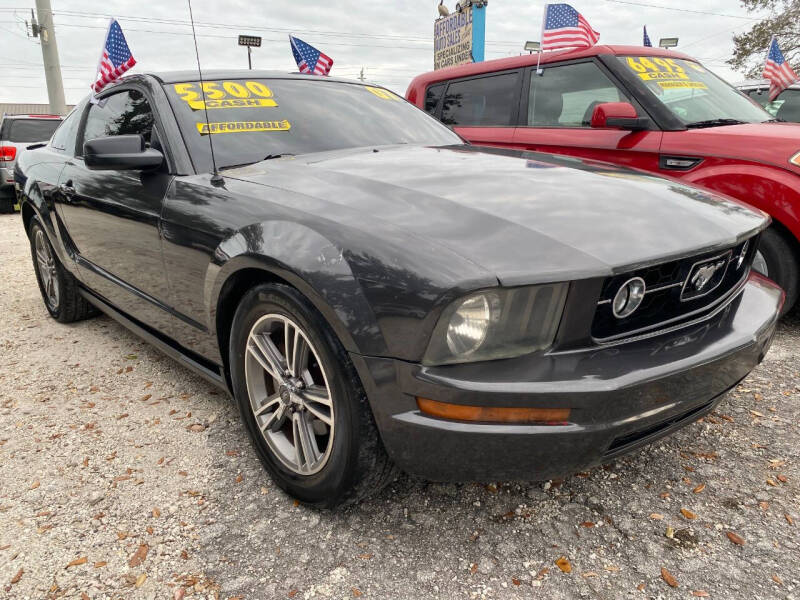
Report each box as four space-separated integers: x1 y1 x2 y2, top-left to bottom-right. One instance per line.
0 1 767 104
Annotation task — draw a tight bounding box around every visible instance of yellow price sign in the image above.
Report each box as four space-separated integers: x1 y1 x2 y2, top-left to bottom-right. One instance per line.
196 120 291 135
365 86 400 100
174 81 278 110
625 56 706 82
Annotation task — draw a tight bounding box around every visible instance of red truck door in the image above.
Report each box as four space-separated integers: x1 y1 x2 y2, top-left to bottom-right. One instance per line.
511 60 663 171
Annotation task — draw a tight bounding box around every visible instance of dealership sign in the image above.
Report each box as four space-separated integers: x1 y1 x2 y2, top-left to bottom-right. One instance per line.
434 4 486 70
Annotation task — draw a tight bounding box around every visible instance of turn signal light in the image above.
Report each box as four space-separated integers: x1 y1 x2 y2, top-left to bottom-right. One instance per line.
416 397 571 425
0 146 16 162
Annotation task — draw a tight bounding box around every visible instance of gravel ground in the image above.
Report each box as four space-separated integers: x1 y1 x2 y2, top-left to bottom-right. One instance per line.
1 211 798 600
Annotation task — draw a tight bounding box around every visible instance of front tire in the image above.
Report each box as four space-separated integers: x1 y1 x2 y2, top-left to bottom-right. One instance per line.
229 283 396 507
754 228 799 316
28 218 96 323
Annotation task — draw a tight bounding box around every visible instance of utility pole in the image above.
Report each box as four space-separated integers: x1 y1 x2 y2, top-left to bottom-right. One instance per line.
34 0 66 115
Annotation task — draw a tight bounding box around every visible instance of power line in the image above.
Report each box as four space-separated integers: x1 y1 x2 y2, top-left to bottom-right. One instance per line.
599 0 760 21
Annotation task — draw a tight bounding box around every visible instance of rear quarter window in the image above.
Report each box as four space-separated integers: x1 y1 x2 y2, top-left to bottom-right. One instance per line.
425 84 445 115
441 72 520 127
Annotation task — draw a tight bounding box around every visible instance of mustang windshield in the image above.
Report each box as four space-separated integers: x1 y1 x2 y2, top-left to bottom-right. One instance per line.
617 56 771 127
165 78 461 170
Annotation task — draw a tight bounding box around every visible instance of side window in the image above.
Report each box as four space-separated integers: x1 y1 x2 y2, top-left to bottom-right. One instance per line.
441 72 520 127
81 89 155 152
50 108 82 154
424 84 445 115
528 62 627 127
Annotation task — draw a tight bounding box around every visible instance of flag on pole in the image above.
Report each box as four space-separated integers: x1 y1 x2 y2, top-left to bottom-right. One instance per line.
92 19 136 93
643 26 652 47
290 35 334 76
541 4 600 51
763 36 798 101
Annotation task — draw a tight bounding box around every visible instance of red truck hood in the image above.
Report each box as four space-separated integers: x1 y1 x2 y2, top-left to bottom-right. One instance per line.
662 122 800 171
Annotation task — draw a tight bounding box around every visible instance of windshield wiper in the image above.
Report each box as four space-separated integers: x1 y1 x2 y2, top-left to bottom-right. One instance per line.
219 154 296 171
685 118 746 129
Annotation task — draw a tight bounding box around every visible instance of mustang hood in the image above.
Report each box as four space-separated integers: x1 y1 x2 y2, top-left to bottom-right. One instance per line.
226 145 768 286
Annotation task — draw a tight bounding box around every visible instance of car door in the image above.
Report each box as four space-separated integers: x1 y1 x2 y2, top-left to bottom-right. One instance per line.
435 70 522 148
512 60 663 171
57 87 173 324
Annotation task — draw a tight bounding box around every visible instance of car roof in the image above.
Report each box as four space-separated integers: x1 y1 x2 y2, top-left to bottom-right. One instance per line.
141 70 371 86
1 114 62 119
408 45 695 89
736 78 800 90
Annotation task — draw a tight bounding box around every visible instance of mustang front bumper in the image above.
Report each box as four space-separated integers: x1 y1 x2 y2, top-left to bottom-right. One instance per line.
351 273 783 482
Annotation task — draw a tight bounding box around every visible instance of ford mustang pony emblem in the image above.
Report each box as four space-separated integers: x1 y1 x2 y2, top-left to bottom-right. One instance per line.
691 259 726 291
682 254 731 301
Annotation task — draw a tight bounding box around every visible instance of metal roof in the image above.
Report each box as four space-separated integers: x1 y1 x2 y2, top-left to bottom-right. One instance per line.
0 103 74 116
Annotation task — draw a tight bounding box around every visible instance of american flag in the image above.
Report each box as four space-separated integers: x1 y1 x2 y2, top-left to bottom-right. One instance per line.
290 35 333 76
763 36 798 102
643 26 652 48
92 19 136 93
541 4 600 51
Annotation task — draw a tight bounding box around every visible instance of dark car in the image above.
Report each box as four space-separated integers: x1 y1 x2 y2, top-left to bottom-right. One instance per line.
16 70 783 507
737 80 800 122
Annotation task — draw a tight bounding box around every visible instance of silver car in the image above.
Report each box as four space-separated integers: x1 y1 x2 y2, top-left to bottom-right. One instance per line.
737 79 800 122
0 114 62 212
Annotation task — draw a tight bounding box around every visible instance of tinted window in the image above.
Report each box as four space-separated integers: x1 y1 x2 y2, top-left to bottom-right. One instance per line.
425 84 445 115
441 73 519 127
773 89 800 122
164 78 461 171
82 90 155 149
50 106 83 154
2 118 62 143
528 62 626 127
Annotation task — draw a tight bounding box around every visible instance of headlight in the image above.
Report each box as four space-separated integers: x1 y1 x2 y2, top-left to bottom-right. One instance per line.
791 151 800 168
424 284 569 365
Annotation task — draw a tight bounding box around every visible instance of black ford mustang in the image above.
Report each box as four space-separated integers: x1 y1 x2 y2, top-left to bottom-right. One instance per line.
15 70 783 507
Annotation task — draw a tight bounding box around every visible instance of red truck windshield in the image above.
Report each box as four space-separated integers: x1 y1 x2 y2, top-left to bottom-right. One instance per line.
617 56 771 127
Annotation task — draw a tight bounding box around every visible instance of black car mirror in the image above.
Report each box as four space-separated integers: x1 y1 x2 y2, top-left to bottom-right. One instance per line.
83 135 163 171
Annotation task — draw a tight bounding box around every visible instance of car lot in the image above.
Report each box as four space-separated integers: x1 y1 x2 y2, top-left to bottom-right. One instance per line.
0 212 798 599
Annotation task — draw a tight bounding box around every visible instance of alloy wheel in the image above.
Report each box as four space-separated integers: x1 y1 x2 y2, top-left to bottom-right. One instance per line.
34 229 59 311
244 314 335 475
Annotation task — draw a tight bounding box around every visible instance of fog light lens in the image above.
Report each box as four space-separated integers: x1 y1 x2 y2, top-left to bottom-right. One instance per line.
613 277 645 318
446 293 496 357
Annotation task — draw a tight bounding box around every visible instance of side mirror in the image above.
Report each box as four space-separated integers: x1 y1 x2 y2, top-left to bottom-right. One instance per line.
83 135 163 171
590 102 650 131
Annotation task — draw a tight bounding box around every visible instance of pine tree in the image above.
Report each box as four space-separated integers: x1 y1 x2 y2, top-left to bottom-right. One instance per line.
728 0 800 79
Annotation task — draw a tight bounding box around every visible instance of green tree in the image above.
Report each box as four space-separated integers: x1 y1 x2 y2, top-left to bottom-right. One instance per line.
728 0 800 79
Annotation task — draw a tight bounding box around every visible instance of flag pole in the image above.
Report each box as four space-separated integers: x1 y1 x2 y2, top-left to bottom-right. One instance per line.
536 3 547 75
89 17 113 104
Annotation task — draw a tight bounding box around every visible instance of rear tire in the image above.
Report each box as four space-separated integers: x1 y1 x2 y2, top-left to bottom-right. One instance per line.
229 282 397 508
755 227 799 316
28 218 97 323
0 190 14 214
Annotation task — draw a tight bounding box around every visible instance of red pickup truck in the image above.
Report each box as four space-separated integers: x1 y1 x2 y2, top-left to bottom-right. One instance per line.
407 46 800 314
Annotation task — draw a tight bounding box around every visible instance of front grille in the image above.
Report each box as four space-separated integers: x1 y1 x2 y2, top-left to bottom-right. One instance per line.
592 236 758 341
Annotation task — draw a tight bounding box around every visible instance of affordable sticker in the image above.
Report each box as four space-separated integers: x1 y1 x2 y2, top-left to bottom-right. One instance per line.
365 86 400 100
196 120 291 135
174 81 278 110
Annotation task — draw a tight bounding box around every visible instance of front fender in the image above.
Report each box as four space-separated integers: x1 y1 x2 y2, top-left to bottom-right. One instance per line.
208 221 386 357
683 163 800 242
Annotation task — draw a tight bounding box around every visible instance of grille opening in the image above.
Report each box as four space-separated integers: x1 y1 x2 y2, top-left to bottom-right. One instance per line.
592 236 758 342
605 400 713 455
